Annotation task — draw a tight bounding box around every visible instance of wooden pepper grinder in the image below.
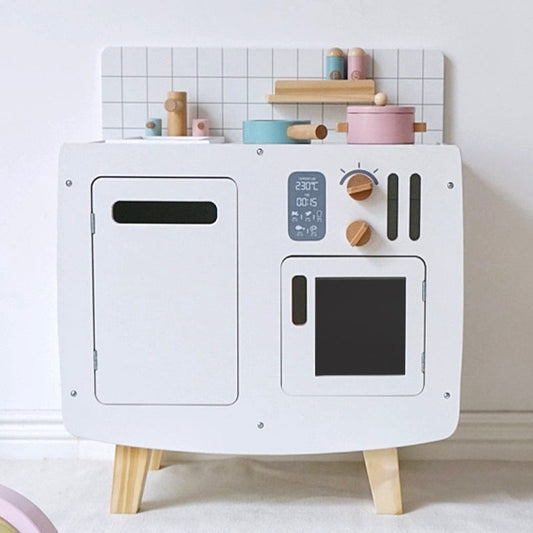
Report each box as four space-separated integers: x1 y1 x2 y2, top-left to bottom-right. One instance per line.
164 91 187 136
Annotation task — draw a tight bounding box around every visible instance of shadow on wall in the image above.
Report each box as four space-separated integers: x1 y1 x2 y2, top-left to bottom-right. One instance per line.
461 163 533 411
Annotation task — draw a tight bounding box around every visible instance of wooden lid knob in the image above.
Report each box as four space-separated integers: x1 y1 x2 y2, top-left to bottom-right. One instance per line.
347 173 373 200
145 121 156 129
374 92 388 106
346 220 371 246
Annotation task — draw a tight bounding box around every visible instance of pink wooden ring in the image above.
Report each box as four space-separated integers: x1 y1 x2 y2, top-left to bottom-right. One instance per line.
0 485 58 533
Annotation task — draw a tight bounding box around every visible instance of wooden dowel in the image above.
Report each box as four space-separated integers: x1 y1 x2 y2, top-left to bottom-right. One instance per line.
286 124 328 141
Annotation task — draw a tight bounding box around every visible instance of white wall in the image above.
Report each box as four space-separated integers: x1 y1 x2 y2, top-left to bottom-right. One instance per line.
1 0 533 453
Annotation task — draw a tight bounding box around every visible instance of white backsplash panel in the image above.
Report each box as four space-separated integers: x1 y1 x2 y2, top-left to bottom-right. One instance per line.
102 47 444 144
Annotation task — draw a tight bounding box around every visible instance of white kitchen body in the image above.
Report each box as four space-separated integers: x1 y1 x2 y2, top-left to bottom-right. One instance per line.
58 143 463 454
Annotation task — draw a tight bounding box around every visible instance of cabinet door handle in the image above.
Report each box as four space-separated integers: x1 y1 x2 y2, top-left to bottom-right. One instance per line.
292 276 307 325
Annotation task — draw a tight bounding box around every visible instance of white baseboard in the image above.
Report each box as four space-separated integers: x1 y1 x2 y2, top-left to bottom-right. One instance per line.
1 410 532 461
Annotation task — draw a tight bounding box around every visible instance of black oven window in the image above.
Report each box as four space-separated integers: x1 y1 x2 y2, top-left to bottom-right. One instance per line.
315 277 406 376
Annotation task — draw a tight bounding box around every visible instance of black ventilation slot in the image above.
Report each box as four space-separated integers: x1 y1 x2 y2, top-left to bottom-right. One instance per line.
387 174 399 241
409 174 421 241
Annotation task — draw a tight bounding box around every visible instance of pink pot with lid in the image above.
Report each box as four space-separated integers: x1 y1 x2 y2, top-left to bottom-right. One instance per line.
338 106 426 144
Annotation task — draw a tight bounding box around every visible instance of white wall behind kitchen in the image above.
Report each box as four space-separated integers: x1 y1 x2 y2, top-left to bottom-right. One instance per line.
0 0 532 437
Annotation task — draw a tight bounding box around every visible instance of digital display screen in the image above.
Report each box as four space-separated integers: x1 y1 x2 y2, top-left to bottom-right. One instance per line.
315 277 406 376
288 172 326 241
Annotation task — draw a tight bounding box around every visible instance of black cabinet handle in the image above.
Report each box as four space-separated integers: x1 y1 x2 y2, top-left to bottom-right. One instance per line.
292 276 307 325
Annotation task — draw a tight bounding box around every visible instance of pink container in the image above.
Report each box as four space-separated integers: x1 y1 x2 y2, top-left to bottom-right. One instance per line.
345 106 425 144
192 118 210 137
347 47 366 80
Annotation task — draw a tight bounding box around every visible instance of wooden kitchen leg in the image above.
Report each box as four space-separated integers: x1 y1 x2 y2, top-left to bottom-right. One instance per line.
110 445 153 514
363 448 403 515
149 449 164 470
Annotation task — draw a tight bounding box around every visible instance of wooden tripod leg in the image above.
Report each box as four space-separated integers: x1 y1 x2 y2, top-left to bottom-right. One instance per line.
110 445 152 514
363 448 403 515
149 449 164 470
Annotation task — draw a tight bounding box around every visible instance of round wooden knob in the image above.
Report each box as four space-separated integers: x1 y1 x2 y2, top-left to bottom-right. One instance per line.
347 173 373 200
374 92 388 106
164 99 184 112
346 220 371 246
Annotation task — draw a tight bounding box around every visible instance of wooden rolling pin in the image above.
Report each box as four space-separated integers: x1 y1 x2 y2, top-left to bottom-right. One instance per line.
286 124 328 141
164 91 187 136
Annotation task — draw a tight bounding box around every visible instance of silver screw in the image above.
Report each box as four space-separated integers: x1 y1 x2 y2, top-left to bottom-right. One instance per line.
70 390 77 397
447 182 454 189
444 392 451 399
256 148 263 156
65 180 73 187
257 422 264 429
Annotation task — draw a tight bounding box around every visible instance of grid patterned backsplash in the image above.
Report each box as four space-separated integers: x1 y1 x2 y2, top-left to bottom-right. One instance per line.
102 47 444 144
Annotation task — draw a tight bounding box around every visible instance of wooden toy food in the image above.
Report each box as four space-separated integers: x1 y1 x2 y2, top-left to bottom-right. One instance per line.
164 91 187 136
192 118 210 137
336 106 426 144
325 47 346 80
348 47 366 79
145 118 162 136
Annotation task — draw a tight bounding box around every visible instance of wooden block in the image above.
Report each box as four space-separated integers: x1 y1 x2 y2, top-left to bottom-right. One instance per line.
149 449 164 470
110 445 152 514
363 448 403 515
414 122 427 132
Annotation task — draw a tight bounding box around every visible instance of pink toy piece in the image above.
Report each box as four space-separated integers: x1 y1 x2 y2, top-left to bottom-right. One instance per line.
346 105 419 144
192 118 210 137
348 47 366 80
0 485 58 533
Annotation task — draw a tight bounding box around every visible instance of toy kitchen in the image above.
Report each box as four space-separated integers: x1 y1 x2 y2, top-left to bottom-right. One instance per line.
58 47 463 515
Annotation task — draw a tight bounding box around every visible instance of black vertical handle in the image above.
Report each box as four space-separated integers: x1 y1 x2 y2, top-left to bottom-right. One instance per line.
387 173 399 241
409 173 421 241
292 276 307 325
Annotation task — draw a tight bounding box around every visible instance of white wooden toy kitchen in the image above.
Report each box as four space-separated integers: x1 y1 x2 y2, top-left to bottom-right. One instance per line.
58 47 463 516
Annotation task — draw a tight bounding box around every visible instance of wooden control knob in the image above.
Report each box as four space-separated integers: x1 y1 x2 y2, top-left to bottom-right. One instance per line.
347 173 373 200
346 220 371 246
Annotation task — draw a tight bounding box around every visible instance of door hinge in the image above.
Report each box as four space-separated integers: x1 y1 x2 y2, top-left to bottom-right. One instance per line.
421 352 426 373
90 212 95 234
422 280 426 301
93 349 98 371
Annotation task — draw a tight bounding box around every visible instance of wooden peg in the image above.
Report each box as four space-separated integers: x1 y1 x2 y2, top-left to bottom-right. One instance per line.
286 123 328 141
336 122 349 133
414 122 427 132
164 91 187 136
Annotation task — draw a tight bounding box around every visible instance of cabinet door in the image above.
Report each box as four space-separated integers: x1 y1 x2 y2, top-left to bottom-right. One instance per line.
92 177 238 405
281 256 425 396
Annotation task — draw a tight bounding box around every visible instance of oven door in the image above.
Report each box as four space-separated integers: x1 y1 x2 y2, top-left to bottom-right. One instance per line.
281 256 425 396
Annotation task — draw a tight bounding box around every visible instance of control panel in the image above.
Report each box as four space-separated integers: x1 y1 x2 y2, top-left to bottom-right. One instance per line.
287 166 424 247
